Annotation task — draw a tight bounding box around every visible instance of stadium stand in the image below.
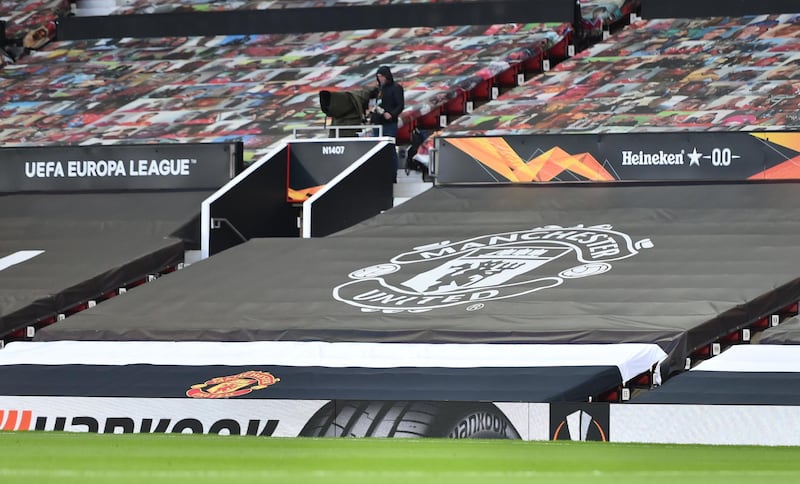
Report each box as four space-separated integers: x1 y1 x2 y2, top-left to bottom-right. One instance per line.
102 0 489 14
0 23 572 163
0 0 66 39
0 0 575 349
0 0 65 62
0 141 241 343
441 13 800 136
2 0 800 444
576 1 642 44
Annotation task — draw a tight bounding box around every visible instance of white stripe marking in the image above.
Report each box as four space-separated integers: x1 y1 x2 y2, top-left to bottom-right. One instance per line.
0 250 44 272
0 341 667 383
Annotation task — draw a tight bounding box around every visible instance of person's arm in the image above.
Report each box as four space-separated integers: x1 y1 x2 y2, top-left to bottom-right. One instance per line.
389 85 404 120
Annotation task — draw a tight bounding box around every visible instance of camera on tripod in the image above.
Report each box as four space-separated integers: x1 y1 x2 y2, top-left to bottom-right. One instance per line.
319 88 371 137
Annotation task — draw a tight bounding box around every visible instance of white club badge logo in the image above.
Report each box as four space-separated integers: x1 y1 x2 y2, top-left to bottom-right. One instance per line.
333 224 653 313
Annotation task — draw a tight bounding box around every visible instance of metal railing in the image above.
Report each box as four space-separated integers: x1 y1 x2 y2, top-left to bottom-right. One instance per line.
292 125 384 139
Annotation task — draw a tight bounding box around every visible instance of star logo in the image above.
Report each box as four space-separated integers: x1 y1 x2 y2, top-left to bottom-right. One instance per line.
687 148 702 166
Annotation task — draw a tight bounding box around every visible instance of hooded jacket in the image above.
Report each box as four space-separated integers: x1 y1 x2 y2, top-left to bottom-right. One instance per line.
373 65 405 125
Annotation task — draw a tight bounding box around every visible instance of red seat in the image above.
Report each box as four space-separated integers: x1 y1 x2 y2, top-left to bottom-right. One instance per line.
494 64 523 88
418 106 443 130
548 32 573 60
470 78 494 101
396 117 415 145
523 52 545 72
444 89 469 115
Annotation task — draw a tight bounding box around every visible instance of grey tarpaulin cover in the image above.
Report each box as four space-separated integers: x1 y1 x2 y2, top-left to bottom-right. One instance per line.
0 191 210 335
33 182 800 375
759 315 800 345
631 345 800 405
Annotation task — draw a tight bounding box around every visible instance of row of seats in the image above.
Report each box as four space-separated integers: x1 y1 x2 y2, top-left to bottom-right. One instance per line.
0 0 67 39
2 1 636 45
0 22 571 162
109 0 484 15
101 0 637 21
577 1 641 38
443 13 800 136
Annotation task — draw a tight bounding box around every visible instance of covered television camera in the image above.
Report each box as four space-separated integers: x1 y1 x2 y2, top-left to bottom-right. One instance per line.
319 88 373 138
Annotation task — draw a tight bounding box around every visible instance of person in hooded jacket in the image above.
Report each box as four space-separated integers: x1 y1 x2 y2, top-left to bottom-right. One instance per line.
371 65 404 182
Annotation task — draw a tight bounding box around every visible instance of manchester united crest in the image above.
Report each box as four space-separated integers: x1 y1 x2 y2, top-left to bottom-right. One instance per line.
186 371 280 399
333 224 653 313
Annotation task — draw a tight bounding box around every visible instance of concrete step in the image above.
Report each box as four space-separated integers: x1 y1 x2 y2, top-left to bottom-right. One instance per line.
393 168 432 207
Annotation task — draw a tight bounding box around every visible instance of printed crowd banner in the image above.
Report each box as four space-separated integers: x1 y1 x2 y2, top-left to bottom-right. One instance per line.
436 132 800 184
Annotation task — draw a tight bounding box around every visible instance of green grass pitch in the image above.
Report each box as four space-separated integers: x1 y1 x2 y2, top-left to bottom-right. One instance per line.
2 432 800 484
